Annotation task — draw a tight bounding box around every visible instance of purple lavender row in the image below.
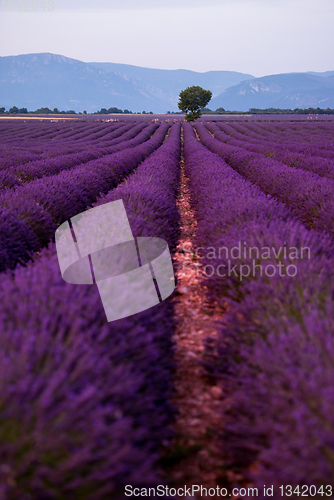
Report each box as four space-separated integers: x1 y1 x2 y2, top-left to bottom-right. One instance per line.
0 150 101 187
251 121 334 149
195 121 334 237
4 122 138 155
70 123 134 143
278 123 334 143
183 121 334 490
75 122 135 143
0 121 130 148
222 120 284 141
80 121 148 146
46 122 123 142
267 120 334 139
241 120 334 149
214 121 334 160
0 120 87 142
47 122 141 149
0 148 45 169
221 120 334 149
25 121 124 143
226 120 334 148
183 120 298 300
0 121 128 148
249 120 313 136
0 121 84 145
0 123 181 499
206 122 334 179
0 120 107 143
0 143 101 166
94 121 181 247
0 120 61 138
0 122 111 163
0 142 86 158
0 122 170 272
37 121 120 141
0 144 91 171
0 122 154 189
0 123 136 170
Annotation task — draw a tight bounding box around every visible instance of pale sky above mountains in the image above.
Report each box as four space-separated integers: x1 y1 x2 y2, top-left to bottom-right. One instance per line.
0 0 333 76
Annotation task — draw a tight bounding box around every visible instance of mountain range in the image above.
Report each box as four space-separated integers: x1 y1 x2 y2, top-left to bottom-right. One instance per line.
0 53 333 113
210 72 334 111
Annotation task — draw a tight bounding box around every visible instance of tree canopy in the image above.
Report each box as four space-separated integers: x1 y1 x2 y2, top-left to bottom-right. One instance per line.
178 85 212 122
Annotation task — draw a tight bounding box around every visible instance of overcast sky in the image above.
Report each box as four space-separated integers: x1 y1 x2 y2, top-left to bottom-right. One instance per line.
0 0 333 76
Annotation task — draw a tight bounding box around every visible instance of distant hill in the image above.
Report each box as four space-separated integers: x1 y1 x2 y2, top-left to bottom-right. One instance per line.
0 53 254 113
89 61 255 108
306 71 334 78
210 73 334 111
1 54 333 113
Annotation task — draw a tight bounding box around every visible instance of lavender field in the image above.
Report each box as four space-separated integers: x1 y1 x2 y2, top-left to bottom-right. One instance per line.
0 116 334 499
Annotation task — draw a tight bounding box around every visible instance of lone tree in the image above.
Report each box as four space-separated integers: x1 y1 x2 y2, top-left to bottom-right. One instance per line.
178 85 212 122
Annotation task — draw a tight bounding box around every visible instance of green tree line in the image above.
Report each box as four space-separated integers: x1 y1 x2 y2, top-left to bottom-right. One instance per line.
1 105 334 116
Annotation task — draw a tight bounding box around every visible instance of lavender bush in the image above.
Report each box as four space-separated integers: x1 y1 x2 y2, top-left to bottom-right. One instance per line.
183 121 334 490
0 122 170 271
195 121 334 237
208 121 334 176
0 122 181 498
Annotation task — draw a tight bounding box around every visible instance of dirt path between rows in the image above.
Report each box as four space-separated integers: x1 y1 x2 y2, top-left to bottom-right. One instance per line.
161 131 243 499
